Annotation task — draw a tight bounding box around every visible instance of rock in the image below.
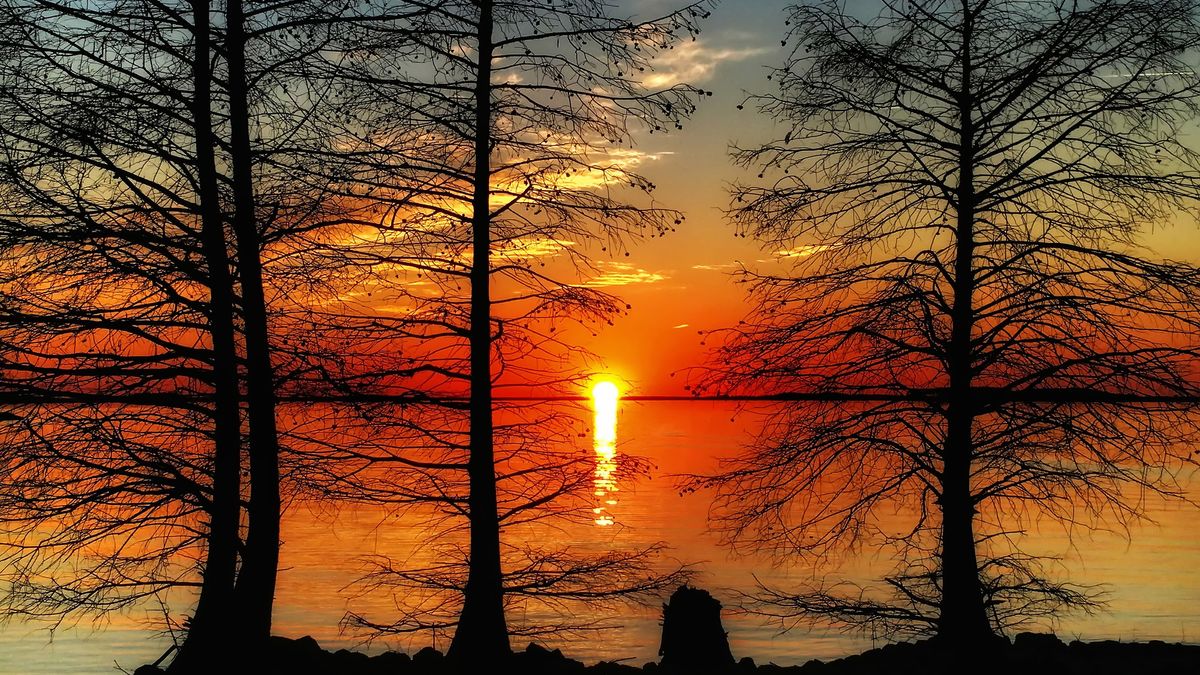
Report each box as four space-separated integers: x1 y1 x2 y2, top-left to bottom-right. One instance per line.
268 635 334 674
292 635 325 654
132 667 165 675
525 642 556 658
369 650 411 669
1013 632 1064 651
658 585 736 673
587 661 643 674
412 645 445 671
513 642 585 674
333 647 372 669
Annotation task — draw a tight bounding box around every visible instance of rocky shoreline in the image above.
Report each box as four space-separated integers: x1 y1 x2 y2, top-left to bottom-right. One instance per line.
132 632 1200 674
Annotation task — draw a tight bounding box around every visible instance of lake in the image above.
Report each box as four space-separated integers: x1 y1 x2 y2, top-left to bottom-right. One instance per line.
1 400 1197 674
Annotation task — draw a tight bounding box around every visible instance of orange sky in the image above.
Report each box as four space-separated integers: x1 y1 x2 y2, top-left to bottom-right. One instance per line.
571 0 1200 395
556 0 796 395
293 0 1200 400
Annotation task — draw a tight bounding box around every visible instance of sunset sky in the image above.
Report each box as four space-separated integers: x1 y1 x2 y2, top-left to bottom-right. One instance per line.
588 0 1200 395
578 0 797 394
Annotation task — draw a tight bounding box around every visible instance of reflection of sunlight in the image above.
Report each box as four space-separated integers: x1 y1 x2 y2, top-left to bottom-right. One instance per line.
591 381 620 526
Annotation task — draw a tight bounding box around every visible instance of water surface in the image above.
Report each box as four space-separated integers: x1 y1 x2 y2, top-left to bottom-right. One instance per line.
1 401 1197 673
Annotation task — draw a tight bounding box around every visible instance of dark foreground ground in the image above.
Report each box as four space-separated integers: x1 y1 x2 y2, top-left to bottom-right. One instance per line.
133 632 1200 675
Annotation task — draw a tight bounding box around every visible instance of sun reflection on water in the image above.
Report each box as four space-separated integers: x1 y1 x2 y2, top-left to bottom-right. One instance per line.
591 381 620 526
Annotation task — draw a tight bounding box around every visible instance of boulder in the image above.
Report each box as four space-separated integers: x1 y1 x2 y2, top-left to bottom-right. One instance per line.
658 585 736 673
1013 632 1064 652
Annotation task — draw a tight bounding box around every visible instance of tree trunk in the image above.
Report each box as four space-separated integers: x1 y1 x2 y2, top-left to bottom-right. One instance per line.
937 1 992 645
170 0 241 670
448 0 510 662
938 409 990 643
225 0 282 657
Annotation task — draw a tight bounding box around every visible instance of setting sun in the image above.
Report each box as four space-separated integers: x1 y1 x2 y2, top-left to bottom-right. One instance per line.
591 380 620 417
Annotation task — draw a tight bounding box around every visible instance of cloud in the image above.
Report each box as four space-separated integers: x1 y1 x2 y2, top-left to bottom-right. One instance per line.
776 245 832 259
494 237 576 260
643 40 769 88
546 148 674 191
579 261 668 287
601 148 674 169
691 262 742 272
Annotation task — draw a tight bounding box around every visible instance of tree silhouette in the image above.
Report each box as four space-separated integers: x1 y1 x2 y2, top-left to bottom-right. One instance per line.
695 0 1200 646
0 0 710 666
223 0 281 656
0 4 245 667
311 0 712 662
0 0 353 667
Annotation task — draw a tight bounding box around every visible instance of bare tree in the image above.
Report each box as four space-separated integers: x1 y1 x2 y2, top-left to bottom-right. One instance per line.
223 0 280 655
182 0 245 664
0 0 708 665
694 0 1200 646
0 0 357 667
0 4 245 668
311 0 712 662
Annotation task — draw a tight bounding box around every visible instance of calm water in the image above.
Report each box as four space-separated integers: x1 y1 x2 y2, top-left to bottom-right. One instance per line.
1 400 1198 674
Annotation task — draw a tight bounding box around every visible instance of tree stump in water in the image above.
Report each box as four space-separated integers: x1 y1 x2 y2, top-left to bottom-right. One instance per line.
658 585 735 672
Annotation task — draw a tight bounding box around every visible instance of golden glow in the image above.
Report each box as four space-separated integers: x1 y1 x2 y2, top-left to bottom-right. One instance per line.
590 380 620 526
592 381 619 434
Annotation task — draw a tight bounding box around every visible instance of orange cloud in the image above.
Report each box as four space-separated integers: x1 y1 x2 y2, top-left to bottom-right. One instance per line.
775 245 832 259
579 261 668 288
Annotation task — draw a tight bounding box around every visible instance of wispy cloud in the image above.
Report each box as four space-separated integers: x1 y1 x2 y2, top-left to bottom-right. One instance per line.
579 261 668 288
494 237 576 260
548 148 674 190
643 40 769 88
776 245 832 259
691 262 742 272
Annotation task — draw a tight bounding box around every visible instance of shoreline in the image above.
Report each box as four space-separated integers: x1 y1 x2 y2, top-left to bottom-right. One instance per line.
129 632 1200 675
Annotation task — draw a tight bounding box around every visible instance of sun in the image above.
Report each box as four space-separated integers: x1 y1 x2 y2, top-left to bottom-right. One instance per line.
590 374 619 401
591 380 621 444
591 380 620 413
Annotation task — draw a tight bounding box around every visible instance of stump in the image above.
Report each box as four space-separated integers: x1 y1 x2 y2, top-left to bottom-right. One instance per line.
658 585 735 672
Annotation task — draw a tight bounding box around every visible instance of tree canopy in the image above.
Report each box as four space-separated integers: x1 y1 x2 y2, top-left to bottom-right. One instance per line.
696 0 1200 643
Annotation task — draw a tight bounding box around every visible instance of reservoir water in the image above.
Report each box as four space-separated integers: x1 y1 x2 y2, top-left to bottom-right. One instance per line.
1 400 1197 673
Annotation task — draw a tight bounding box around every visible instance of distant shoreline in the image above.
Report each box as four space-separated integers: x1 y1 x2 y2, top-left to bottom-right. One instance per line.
126 633 1200 675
